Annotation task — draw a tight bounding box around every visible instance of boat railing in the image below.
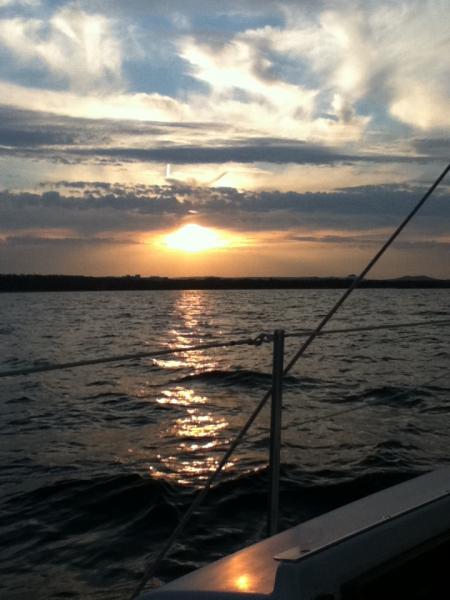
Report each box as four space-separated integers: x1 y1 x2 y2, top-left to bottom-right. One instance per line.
1 164 449 599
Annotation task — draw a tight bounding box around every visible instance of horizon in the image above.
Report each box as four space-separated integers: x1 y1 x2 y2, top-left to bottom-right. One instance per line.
0 1 449 278
2 272 448 281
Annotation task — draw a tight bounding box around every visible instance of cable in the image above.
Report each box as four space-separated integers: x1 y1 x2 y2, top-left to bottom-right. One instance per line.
285 318 450 339
0 333 271 379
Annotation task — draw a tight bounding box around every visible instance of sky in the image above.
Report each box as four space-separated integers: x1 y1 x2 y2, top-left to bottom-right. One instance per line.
0 0 449 278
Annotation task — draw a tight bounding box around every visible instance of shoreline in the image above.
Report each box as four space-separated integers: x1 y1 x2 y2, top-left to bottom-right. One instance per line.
1 274 450 292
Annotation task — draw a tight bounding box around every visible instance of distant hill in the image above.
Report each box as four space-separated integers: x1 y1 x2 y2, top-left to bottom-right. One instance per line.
397 275 437 281
1 274 450 292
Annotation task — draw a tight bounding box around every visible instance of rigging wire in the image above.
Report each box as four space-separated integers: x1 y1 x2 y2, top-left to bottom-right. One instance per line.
285 318 450 338
130 163 450 599
0 333 271 379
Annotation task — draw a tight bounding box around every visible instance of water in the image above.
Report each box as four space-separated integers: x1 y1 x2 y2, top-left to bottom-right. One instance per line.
0 289 449 599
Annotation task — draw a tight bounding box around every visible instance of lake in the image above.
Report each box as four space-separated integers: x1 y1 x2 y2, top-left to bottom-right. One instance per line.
0 289 449 599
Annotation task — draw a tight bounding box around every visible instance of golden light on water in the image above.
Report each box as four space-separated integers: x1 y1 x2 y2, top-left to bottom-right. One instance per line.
155 387 207 406
164 223 230 253
173 413 229 439
144 291 235 485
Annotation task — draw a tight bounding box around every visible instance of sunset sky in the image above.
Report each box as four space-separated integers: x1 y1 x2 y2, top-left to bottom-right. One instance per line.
0 0 449 277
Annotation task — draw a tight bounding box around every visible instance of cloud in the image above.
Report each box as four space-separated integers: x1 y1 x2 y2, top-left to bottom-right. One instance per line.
412 138 450 159
179 31 368 142
1 1 448 154
0 0 39 6
0 1 448 206
0 104 183 147
0 79 190 122
0 188 189 236
1 234 139 246
0 136 424 167
390 87 450 131
205 1 450 137
0 105 429 168
0 1 448 277
0 6 123 91
2 177 448 277
282 1 450 131
60 142 423 166
171 1 449 142
289 233 450 252
1 181 448 241
180 34 317 113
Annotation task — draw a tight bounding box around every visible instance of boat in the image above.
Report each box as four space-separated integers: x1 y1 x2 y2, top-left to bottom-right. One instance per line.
140 468 450 599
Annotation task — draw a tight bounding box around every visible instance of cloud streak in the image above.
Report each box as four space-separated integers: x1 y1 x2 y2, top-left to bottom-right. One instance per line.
0 106 438 168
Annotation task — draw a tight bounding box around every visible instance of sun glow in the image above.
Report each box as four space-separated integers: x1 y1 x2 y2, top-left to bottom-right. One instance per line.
163 224 230 253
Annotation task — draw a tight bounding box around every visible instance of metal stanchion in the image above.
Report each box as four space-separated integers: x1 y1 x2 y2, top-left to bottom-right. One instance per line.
268 329 284 537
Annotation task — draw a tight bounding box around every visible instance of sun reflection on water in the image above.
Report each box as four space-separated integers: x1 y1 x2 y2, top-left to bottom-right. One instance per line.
152 357 187 370
149 402 232 485
146 291 236 486
149 453 235 486
173 412 228 438
152 291 222 373
156 387 207 406
152 328 218 372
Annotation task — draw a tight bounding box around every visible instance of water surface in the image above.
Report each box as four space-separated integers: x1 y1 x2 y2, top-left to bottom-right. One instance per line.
0 289 449 599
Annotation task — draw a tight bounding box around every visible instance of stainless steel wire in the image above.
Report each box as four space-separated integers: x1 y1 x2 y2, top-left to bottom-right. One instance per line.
0 333 271 378
285 318 450 339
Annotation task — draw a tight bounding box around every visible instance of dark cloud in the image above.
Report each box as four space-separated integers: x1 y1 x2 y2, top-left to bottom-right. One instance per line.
68 143 414 165
0 189 184 234
1 235 139 247
412 137 450 159
0 104 442 166
0 128 81 147
0 106 110 146
1 181 449 239
0 104 225 153
289 233 450 251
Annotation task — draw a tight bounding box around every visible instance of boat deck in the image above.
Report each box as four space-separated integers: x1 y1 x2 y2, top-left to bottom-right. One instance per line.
142 468 450 599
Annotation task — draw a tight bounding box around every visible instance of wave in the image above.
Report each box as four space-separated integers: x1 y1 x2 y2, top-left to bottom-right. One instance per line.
0 325 14 335
0 464 428 596
3 465 423 530
172 368 316 387
333 385 432 407
5 395 34 404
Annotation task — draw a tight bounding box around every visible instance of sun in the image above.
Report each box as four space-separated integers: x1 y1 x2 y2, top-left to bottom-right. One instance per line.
163 224 230 253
